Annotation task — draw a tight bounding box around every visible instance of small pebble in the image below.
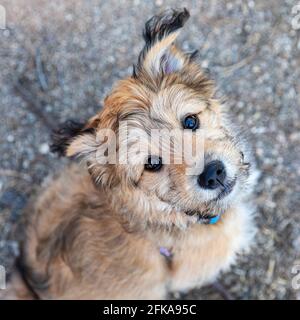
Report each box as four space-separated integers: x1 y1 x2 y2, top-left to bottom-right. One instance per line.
39 143 50 155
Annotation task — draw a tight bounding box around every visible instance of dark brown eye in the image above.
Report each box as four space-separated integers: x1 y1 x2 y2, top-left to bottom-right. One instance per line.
182 115 199 131
145 155 162 172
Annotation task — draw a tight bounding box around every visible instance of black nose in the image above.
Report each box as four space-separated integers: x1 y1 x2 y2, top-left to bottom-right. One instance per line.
198 160 226 190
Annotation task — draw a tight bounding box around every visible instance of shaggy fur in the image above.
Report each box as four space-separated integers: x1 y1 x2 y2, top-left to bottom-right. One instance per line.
4 9 257 300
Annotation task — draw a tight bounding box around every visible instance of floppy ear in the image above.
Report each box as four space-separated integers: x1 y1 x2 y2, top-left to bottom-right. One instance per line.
50 116 100 157
133 8 190 78
51 115 120 188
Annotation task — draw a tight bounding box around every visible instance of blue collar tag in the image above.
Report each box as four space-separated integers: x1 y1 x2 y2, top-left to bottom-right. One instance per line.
209 215 220 225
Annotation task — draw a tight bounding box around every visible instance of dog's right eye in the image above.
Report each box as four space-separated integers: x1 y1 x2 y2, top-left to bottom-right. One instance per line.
182 115 199 131
145 156 163 172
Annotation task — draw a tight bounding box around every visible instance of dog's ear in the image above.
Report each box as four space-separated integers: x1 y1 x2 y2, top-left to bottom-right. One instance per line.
55 115 120 188
50 116 100 157
133 8 190 78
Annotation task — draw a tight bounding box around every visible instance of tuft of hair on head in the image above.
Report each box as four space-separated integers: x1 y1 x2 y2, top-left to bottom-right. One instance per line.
142 8 190 48
133 8 190 79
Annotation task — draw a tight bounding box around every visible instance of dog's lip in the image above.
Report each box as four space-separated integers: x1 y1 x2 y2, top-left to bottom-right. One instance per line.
213 177 237 201
183 177 237 218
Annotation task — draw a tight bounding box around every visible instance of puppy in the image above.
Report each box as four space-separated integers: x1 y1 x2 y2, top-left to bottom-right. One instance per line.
6 8 257 299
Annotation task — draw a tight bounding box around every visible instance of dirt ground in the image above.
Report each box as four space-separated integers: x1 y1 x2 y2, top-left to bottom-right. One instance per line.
0 0 299 299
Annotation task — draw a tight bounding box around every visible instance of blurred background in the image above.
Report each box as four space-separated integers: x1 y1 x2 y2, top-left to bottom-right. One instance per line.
0 0 299 299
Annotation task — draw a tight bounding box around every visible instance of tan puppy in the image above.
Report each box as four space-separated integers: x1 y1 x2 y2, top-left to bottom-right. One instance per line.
6 8 257 299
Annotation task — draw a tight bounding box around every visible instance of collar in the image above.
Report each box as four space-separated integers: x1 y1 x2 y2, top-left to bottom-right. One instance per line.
207 215 220 225
159 214 221 264
185 210 223 225
198 214 221 225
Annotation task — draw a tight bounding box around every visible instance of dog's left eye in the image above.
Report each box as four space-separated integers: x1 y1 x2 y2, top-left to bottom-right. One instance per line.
182 115 199 131
145 156 163 172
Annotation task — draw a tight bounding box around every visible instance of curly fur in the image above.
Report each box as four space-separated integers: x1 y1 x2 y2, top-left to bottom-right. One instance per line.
3 9 257 300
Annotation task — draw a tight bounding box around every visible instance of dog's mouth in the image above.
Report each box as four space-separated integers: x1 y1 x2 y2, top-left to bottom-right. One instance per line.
184 176 237 222
212 176 237 201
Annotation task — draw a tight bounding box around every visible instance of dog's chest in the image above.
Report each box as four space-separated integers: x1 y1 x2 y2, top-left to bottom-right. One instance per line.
157 217 247 292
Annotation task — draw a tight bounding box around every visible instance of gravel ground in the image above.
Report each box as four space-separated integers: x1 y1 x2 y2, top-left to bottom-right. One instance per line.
0 0 299 300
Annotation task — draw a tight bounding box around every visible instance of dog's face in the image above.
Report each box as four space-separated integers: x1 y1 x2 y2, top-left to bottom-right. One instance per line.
52 9 253 228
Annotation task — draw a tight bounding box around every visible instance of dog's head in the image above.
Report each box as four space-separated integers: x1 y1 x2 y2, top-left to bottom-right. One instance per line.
51 9 254 228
